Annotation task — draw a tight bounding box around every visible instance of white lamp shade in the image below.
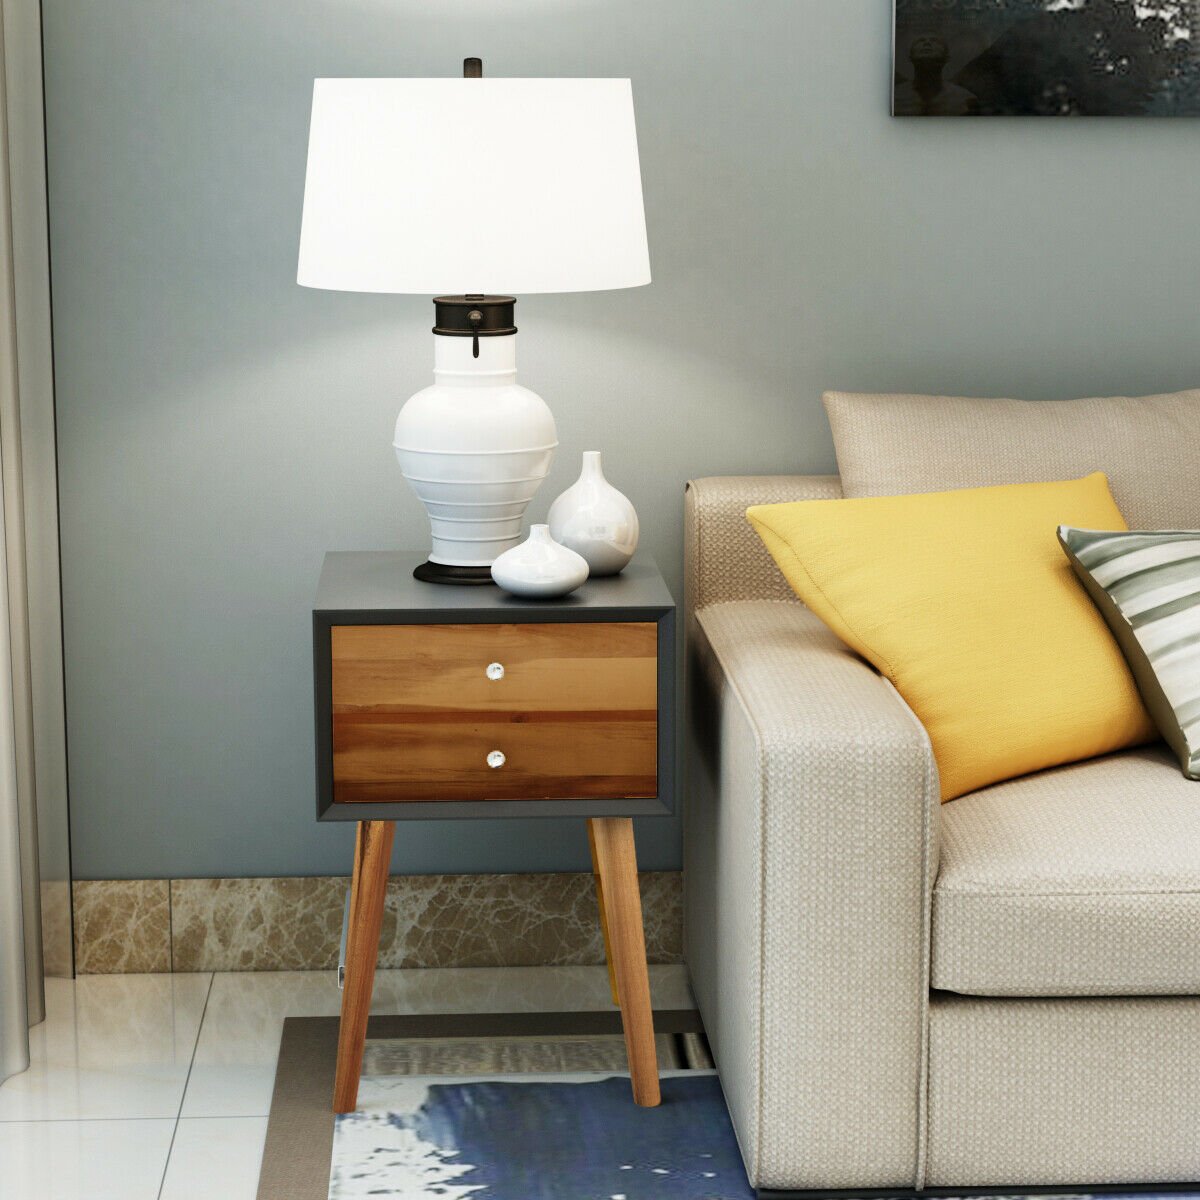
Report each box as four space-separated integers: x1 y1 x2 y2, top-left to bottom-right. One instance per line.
297 77 651 295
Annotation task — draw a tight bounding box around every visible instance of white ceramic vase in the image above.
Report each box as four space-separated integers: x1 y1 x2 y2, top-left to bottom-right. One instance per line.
490 525 589 599
548 451 639 576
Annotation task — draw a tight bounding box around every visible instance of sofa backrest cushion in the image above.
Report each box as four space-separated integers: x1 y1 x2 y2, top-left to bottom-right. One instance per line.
824 389 1200 530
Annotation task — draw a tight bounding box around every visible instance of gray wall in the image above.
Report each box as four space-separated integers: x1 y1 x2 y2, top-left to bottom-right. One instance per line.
45 0 1200 880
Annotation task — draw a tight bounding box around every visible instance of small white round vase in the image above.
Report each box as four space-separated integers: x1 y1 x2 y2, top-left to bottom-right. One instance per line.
548 450 639 576
490 525 589 599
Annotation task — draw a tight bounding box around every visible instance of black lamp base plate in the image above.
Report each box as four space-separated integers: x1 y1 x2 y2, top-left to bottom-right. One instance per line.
412 560 496 586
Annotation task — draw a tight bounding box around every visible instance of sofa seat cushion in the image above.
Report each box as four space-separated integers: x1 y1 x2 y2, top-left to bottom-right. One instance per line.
933 745 1200 996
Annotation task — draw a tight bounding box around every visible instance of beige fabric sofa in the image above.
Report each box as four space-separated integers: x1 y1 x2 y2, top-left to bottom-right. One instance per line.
683 474 1200 1196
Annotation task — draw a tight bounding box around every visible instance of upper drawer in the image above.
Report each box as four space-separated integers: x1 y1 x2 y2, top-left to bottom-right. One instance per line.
331 622 657 715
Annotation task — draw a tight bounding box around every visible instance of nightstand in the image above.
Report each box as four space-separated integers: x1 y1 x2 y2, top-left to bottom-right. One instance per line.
313 552 675 1113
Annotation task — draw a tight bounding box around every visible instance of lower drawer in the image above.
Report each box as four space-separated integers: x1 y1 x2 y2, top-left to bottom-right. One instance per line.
332 714 658 803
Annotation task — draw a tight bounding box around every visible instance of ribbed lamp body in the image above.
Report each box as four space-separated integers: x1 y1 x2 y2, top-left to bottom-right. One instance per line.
393 334 557 567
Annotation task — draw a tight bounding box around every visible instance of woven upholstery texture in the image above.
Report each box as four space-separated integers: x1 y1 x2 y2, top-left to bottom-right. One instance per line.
684 610 766 1181
933 744 1200 996
685 599 938 1190
684 475 841 612
927 992 1200 1186
825 389 1200 529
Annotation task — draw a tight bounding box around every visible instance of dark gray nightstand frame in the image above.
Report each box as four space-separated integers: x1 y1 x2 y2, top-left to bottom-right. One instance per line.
312 551 676 823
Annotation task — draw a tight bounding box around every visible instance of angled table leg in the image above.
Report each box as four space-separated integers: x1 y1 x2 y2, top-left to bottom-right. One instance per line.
333 820 395 1114
588 816 660 1107
588 821 620 1007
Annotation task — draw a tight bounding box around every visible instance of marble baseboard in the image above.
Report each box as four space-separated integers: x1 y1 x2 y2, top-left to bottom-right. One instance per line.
71 872 683 974
73 879 171 973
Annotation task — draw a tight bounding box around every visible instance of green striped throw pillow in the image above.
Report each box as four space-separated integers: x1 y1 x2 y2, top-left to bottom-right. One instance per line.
1059 526 1200 780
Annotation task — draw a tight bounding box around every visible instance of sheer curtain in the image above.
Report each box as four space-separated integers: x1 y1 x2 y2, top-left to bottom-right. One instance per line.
0 0 30 1083
0 0 65 1084
0 452 29 1084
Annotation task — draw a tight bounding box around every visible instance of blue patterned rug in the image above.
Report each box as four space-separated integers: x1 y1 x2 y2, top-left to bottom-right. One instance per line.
330 1072 752 1199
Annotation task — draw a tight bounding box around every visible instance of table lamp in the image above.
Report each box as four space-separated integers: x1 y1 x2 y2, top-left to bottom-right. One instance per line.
297 61 651 584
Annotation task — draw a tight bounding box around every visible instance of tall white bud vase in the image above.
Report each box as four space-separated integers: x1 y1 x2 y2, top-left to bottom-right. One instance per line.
548 451 639 576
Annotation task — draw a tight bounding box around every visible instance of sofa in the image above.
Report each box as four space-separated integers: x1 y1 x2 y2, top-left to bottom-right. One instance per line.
683 472 1200 1196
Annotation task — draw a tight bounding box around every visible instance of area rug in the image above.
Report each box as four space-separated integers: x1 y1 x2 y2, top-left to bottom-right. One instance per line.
255 1009 709 1200
331 1072 744 1199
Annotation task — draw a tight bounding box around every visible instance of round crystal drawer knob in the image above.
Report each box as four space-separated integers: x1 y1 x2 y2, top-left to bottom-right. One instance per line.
486 662 505 681
487 750 506 769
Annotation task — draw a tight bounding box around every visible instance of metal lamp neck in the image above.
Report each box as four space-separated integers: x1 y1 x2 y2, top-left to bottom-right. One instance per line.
432 295 517 359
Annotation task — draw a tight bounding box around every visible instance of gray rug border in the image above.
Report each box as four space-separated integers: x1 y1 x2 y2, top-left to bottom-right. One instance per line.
256 1008 706 1200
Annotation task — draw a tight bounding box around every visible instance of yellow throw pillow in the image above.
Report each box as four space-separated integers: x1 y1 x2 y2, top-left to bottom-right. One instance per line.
747 473 1156 801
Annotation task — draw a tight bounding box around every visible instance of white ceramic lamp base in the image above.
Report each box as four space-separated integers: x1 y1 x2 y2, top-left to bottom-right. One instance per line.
393 318 557 584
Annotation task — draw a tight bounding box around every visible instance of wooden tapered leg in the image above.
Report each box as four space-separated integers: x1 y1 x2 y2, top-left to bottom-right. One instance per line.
333 820 395 1113
588 822 620 1008
588 817 660 1107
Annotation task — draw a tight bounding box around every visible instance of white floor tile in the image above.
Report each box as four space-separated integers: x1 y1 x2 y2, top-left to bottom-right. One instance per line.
178 1062 278 1120
159 1117 268 1200
180 970 340 1118
0 974 212 1121
181 965 693 1118
0 1118 175 1200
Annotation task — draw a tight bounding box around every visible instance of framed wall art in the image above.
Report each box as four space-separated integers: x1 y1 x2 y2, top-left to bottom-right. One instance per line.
894 1 1200 115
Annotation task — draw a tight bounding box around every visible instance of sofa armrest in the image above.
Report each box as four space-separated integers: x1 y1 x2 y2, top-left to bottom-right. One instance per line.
685 599 939 1191
685 475 841 612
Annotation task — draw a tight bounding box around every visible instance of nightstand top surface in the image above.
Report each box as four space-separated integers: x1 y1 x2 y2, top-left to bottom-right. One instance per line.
315 551 674 618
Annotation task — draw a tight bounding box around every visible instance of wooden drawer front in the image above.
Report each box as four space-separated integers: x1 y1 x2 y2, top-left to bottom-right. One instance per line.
330 622 657 802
